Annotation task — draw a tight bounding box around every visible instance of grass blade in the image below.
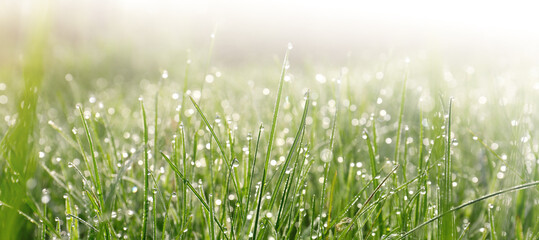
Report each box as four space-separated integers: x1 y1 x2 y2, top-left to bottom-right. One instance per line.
139 98 150 240
338 165 399 240
161 152 230 240
252 45 291 240
399 180 539 239
189 96 241 196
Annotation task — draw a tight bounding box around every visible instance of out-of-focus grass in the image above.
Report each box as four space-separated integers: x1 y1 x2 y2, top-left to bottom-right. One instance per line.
0 4 49 240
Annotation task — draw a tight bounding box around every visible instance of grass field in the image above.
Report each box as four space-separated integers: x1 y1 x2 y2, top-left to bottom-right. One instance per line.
2 3 539 240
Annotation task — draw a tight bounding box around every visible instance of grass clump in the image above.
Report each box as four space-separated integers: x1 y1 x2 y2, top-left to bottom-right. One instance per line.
2 24 539 240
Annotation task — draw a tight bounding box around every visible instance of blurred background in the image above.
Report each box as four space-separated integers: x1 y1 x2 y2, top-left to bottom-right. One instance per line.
2 0 539 67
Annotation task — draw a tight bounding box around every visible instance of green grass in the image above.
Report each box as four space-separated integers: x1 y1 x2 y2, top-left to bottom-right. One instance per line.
3 13 539 240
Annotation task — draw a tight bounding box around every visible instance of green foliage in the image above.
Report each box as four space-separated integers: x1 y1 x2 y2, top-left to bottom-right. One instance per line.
2 11 539 240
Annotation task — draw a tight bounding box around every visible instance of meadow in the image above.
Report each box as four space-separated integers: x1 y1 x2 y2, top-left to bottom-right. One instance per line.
2 5 539 240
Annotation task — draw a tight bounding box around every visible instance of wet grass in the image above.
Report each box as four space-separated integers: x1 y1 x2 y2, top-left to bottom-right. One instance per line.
2 19 539 240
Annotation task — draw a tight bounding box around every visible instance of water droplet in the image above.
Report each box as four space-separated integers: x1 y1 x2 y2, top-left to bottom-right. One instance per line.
232 158 240 168
205 74 214 83
315 74 326 84
287 42 293 50
285 168 293 174
41 195 50 204
132 186 138 193
320 149 333 162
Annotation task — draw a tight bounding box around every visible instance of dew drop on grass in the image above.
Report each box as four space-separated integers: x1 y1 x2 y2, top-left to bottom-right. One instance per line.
285 168 293 174
132 186 138 193
232 158 240 168
320 149 332 162
41 195 50 204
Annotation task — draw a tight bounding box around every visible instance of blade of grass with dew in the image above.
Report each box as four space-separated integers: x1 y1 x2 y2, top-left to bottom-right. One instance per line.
252 45 291 240
338 165 399 239
363 128 384 235
324 78 341 239
488 203 497 240
65 194 79 240
440 98 454 239
269 91 309 210
208 126 216 240
468 129 526 180
77 106 112 238
77 106 105 207
179 124 189 235
161 193 174 240
399 180 539 239
414 106 425 228
275 133 306 234
161 152 230 240
393 71 408 236
189 96 241 198
244 124 263 228
457 222 471 240
139 98 150 240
